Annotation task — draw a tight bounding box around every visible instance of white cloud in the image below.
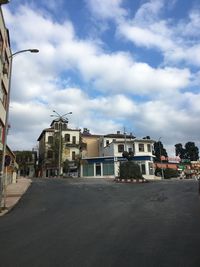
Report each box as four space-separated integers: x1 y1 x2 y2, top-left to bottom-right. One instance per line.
86 0 127 21
3 1 200 155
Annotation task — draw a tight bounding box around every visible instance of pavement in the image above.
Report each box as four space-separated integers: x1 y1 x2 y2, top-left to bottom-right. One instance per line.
0 177 32 216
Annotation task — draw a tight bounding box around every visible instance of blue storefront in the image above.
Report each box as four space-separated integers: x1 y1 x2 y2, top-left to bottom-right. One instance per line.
81 156 155 179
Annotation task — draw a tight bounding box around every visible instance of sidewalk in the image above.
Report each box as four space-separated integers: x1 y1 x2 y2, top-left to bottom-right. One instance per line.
0 177 32 216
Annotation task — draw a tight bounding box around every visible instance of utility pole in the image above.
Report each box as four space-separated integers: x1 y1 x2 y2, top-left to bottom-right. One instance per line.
124 127 127 152
158 137 164 179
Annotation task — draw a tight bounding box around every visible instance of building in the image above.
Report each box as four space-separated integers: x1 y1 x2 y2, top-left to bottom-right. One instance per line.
81 128 101 157
37 118 81 177
4 145 18 185
81 131 155 179
14 150 37 178
0 4 11 176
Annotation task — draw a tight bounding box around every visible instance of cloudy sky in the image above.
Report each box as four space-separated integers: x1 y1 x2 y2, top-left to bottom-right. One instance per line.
2 0 200 155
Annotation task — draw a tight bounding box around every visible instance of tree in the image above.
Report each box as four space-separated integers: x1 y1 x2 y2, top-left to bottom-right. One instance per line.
153 141 168 162
48 132 60 167
119 161 143 180
175 143 186 159
122 151 134 161
155 167 179 179
185 142 199 161
175 142 199 161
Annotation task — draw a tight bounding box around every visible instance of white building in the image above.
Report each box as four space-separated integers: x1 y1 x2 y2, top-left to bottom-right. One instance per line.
81 132 155 179
37 118 81 177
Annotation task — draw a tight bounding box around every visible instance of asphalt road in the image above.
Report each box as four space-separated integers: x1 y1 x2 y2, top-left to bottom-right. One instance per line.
0 178 200 267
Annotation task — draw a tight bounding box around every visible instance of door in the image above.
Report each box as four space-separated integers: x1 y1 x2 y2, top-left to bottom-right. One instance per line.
95 163 101 176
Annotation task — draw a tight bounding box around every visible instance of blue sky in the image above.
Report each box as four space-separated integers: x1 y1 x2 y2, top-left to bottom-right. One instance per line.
2 0 200 155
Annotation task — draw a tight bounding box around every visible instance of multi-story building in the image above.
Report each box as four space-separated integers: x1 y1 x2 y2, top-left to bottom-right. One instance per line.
0 4 11 173
37 118 81 177
81 128 101 158
81 131 155 179
14 150 37 178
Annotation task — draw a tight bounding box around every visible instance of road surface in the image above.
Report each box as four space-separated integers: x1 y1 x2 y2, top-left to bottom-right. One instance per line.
0 178 200 267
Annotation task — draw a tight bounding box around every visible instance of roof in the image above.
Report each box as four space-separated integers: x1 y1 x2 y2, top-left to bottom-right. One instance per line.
103 133 135 139
50 118 68 127
37 127 81 141
6 145 16 159
37 128 54 141
81 133 102 138
134 138 155 143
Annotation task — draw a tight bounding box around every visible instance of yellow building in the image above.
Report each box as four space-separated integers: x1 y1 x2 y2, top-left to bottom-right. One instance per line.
81 128 101 158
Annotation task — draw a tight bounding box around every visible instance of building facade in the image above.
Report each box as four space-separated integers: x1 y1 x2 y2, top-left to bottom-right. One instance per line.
81 131 155 179
14 150 37 178
81 128 101 158
37 118 81 177
0 5 11 175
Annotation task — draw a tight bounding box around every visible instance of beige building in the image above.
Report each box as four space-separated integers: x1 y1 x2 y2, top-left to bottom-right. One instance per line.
0 5 11 151
0 3 12 184
81 128 101 158
37 118 81 177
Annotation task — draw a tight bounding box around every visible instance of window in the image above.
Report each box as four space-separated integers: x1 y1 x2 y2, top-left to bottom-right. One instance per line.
118 144 124 152
3 52 9 76
106 140 109 146
48 136 53 144
54 123 59 130
65 134 70 142
47 150 53 159
128 147 132 153
83 163 94 176
147 144 151 152
62 123 67 130
103 162 114 175
0 31 3 56
72 136 76 144
0 81 7 107
139 143 144 152
96 163 101 176
72 151 76 160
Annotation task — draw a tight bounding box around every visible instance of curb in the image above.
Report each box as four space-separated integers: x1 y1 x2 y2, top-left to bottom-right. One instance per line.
114 178 149 183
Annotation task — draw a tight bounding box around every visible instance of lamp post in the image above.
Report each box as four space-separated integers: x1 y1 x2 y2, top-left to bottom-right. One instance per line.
158 137 164 179
50 110 72 177
0 48 39 211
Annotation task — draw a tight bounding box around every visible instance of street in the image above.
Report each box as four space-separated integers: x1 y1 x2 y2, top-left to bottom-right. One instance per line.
0 178 200 267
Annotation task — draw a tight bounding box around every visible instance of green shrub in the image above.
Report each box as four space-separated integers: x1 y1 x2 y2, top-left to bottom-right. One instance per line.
119 161 143 179
155 167 179 179
164 168 179 179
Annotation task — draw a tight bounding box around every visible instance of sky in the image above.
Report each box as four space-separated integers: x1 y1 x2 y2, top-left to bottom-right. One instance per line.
2 0 200 156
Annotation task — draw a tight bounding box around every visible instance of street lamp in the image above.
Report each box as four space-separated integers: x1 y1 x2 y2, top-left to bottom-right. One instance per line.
158 137 164 179
50 110 72 177
0 48 39 211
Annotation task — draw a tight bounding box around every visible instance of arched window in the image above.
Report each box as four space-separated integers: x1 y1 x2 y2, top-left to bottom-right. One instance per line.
62 123 67 130
54 123 58 130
